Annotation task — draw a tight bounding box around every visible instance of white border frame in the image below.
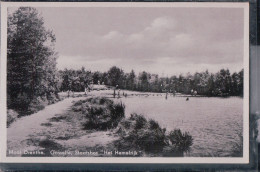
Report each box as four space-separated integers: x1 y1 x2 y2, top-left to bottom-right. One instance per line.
0 2 250 164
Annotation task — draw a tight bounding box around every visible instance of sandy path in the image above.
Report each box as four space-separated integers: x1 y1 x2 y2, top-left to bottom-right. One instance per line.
7 97 86 152
7 90 172 156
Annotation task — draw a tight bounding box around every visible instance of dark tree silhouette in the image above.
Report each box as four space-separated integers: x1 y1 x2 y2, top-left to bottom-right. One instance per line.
7 7 59 115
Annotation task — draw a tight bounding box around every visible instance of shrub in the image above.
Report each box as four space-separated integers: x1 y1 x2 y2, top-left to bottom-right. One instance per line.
27 96 47 115
133 114 147 130
115 114 193 156
47 92 60 105
7 109 19 127
163 129 193 156
72 97 125 130
115 114 167 153
8 92 60 117
9 92 31 114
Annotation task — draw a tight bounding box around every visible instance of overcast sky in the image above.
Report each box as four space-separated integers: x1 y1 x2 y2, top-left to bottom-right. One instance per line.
12 7 245 76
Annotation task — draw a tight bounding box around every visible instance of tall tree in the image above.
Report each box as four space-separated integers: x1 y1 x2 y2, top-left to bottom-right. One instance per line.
127 70 136 90
7 7 58 114
238 69 244 96
107 66 124 87
139 71 150 91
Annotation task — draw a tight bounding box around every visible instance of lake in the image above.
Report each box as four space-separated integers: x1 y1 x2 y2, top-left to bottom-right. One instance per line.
115 94 243 157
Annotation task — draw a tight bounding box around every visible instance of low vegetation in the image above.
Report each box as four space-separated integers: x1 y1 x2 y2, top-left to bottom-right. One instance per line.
71 97 125 130
71 97 193 157
115 114 193 156
7 109 19 127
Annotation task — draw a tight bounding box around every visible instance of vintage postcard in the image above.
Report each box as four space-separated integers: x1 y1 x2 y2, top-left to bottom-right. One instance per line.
0 2 249 163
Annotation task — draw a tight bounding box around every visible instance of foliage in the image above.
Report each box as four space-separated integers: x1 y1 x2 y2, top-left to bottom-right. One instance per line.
115 114 193 156
72 97 125 130
59 66 243 97
7 109 19 127
107 66 124 87
7 7 59 115
165 129 193 154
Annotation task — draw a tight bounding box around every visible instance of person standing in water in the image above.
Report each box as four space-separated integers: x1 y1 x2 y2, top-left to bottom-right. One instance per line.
84 87 87 95
118 89 121 98
113 85 118 98
67 90 70 98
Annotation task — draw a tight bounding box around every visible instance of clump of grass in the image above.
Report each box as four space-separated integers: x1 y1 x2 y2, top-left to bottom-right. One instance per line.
49 115 67 122
115 114 193 157
73 99 88 106
38 139 64 156
163 129 193 156
72 97 125 130
41 122 52 127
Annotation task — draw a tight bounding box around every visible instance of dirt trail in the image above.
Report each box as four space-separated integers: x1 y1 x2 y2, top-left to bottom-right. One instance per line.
7 90 168 156
7 97 86 153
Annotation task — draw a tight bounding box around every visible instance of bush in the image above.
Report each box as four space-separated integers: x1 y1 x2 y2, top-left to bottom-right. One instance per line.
8 92 60 116
7 109 19 127
163 129 193 156
115 114 167 153
115 114 193 156
27 97 47 115
9 92 31 114
72 97 125 130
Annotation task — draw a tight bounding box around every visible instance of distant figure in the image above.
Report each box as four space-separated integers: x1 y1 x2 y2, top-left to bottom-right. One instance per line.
173 90 176 96
84 87 87 95
67 90 70 98
118 89 121 98
193 90 197 97
191 89 194 96
165 92 168 100
113 89 116 98
186 97 189 101
113 85 118 98
191 89 197 97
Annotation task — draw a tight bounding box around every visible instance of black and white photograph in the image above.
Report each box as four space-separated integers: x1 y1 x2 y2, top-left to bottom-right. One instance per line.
0 2 249 163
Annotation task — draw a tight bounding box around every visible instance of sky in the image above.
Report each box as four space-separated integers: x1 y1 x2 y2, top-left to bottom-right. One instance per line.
10 6 245 76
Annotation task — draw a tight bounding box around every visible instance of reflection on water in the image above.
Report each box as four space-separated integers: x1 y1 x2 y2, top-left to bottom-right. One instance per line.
115 95 243 157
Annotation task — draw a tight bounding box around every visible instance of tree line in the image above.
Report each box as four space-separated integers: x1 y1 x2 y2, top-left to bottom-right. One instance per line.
59 66 244 97
7 7 243 116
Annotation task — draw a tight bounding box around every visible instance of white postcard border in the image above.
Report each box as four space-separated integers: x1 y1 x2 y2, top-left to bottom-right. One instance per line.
0 2 250 164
